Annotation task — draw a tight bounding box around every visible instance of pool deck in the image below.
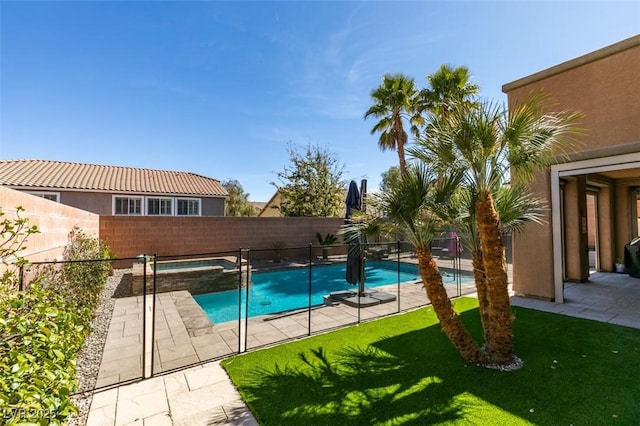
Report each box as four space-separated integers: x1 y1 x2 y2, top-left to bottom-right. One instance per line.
86 258 640 425
88 257 479 424
94 260 477 388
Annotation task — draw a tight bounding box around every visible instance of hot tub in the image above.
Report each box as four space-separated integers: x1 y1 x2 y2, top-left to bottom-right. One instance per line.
131 256 250 296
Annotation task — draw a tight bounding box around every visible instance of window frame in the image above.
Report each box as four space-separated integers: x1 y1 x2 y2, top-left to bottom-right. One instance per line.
26 191 60 202
176 197 201 216
111 195 203 216
113 195 143 216
146 196 173 216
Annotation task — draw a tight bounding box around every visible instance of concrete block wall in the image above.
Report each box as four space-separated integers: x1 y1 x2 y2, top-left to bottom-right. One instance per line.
1 185 345 271
100 216 345 267
0 187 99 264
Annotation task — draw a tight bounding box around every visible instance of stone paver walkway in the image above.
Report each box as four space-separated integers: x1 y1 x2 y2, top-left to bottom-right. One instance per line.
511 271 640 328
87 361 255 426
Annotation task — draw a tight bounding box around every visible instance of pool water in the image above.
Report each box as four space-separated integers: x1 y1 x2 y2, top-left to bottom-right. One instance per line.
194 261 461 324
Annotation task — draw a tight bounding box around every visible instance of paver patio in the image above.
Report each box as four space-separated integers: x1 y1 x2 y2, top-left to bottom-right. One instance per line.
95 257 478 388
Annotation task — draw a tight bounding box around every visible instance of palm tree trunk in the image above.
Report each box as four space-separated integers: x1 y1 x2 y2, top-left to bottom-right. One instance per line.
471 250 491 344
416 247 483 363
475 191 514 364
394 117 408 175
397 135 408 175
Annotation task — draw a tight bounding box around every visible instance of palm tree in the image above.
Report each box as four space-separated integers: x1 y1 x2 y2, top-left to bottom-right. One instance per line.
358 164 485 363
412 93 583 365
420 64 480 118
365 74 422 175
443 185 546 346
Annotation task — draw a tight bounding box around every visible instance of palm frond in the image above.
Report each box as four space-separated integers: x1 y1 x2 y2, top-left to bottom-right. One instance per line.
505 92 585 183
494 185 547 234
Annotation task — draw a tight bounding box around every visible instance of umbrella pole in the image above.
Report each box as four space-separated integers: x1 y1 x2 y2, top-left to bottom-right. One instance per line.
358 179 367 297
358 240 366 296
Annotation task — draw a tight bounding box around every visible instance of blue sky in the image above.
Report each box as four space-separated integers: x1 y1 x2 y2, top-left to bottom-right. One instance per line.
1 1 638 202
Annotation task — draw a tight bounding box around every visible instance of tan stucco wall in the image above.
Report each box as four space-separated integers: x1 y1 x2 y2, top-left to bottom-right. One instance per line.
60 191 113 215
587 195 595 248
0 186 99 264
512 170 555 299
562 177 589 281
504 36 640 299
504 36 640 151
598 186 614 268
614 183 634 261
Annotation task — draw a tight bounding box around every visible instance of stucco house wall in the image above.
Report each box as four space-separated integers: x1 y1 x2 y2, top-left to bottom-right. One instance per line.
505 38 639 150
55 191 225 216
503 35 640 300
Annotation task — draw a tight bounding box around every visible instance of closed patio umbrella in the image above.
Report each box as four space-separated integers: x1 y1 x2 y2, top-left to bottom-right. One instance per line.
345 180 360 220
345 180 365 294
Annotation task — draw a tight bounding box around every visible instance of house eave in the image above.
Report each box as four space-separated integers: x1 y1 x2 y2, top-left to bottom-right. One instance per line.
2 185 228 199
502 34 640 94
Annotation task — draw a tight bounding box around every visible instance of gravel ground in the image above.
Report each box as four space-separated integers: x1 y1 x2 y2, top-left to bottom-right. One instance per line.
67 268 130 426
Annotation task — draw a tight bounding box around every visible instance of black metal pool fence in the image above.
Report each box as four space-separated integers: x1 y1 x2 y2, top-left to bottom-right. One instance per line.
14 236 506 391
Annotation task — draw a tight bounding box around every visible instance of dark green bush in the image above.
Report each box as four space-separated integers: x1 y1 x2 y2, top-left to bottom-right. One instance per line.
59 227 113 317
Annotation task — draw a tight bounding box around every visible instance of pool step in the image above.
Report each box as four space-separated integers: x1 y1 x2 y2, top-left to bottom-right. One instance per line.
324 290 397 308
173 291 216 336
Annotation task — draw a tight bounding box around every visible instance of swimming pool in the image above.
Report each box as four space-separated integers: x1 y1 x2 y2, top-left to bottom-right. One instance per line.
194 261 463 324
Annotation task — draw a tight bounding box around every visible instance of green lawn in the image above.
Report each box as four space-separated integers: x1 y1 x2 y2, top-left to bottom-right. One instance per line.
222 298 640 425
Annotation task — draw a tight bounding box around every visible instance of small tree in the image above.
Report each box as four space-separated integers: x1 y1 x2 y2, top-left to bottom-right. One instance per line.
379 165 402 195
0 206 39 288
272 241 286 263
58 227 113 314
223 179 259 216
273 144 345 217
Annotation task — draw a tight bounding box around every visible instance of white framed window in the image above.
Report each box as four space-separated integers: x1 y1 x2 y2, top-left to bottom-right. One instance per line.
26 191 60 202
114 196 143 215
147 197 173 216
176 198 201 216
111 195 202 216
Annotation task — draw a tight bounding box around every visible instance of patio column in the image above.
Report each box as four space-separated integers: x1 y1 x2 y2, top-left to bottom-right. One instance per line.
563 176 589 282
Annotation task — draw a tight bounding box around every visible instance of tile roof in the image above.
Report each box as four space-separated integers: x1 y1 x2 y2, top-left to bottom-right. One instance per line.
0 159 228 197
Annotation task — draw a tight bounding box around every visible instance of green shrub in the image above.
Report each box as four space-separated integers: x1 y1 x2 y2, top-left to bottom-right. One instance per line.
0 283 84 425
0 206 39 290
315 232 338 246
272 241 286 262
0 215 113 425
61 227 113 315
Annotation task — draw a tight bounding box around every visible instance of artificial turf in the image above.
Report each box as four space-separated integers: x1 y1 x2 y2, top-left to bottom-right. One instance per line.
222 297 640 425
